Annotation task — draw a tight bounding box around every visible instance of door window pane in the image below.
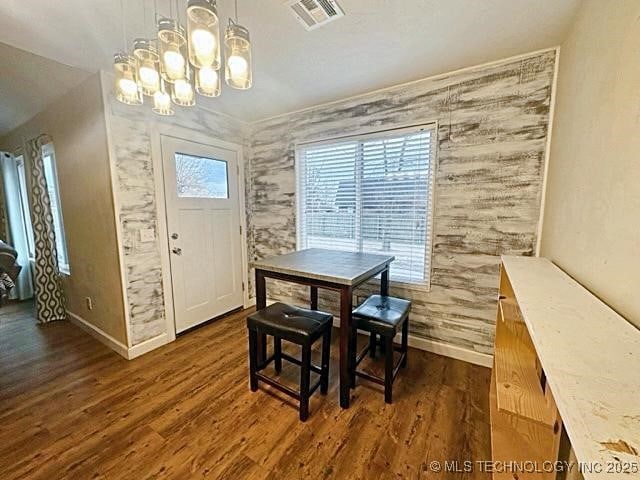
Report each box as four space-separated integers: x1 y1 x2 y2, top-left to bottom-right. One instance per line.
175 153 229 199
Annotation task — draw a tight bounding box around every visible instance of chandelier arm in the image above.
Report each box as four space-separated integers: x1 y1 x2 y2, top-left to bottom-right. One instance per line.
121 0 127 51
143 0 148 37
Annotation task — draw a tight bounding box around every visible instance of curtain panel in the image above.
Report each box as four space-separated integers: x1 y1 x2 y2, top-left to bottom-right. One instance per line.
0 152 35 300
24 136 66 323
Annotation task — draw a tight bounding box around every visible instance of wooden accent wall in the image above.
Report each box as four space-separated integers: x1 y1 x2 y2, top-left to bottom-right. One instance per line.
106 96 249 345
247 50 557 356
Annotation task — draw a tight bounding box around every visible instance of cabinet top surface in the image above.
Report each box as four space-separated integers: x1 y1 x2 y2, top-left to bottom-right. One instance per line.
501 256 640 479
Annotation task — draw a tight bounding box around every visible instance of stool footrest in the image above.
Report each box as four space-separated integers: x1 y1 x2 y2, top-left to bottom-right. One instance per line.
355 343 371 366
309 378 323 397
256 372 300 400
255 372 323 401
355 370 384 386
280 352 323 375
354 351 406 384
354 342 403 368
258 353 276 370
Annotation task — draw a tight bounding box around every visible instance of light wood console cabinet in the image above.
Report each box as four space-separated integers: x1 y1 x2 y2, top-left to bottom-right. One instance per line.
490 257 640 480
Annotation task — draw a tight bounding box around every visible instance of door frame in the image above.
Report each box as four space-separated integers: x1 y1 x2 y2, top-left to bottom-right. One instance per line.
150 122 250 339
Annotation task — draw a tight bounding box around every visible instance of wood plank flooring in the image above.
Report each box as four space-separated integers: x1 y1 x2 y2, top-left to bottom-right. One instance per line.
0 302 491 479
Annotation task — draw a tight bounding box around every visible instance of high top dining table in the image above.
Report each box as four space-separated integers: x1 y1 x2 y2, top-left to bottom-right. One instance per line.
251 248 395 408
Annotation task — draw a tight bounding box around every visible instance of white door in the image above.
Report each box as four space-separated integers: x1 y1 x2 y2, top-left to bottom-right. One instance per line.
161 135 244 333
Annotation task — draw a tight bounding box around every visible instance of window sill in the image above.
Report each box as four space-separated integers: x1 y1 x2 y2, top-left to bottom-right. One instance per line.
390 279 431 294
365 276 431 294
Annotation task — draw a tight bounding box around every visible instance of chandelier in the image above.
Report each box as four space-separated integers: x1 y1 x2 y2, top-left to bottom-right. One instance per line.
114 0 252 115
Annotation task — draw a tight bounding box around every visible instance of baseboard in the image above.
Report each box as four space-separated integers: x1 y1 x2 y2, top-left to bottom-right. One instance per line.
405 335 493 368
67 310 172 360
207 297 493 367
331 317 493 368
127 333 171 360
67 310 129 359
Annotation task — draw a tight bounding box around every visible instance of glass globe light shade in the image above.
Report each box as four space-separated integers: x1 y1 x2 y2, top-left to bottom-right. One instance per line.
224 22 252 90
114 53 143 105
187 0 221 69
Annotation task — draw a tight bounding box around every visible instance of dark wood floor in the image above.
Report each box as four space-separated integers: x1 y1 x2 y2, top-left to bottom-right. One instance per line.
0 301 491 479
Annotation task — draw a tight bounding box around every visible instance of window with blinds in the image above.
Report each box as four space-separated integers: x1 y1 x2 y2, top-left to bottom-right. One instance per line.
296 126 436 285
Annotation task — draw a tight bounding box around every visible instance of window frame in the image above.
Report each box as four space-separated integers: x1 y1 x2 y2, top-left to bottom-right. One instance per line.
15 154 36 260
295 123 438 291
41 143 70 275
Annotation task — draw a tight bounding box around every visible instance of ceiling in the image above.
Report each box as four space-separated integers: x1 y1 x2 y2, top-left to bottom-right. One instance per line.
0 0 581 128
0 43 91 136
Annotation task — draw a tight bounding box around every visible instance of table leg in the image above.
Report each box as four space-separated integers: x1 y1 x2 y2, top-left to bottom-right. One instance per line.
381 266 390 296
255 269 267 362
339 286 353 409
378 266 391 354
310 286 318 310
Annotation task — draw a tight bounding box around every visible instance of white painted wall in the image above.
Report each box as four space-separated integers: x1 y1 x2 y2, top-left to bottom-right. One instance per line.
0 73 128 344
540 0 640 329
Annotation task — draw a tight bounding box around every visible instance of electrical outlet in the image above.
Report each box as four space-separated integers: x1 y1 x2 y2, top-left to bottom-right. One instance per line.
85 297 93 311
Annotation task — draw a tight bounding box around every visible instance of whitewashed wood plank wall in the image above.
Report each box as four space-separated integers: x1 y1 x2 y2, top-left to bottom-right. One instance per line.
106 100 249 345
247 50 557 355
106 49 556 356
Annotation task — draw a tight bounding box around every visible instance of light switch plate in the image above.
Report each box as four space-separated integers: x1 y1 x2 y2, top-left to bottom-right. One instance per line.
139 228 155 243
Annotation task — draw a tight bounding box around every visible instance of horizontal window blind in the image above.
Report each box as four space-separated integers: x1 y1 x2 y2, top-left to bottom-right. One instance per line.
297 127 435 285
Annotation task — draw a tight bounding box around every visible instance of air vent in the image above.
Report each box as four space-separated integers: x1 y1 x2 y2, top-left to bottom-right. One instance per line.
287 0 344 31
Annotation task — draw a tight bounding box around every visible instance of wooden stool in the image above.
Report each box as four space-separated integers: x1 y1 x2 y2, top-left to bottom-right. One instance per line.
350 295 410 404
247 302 332 421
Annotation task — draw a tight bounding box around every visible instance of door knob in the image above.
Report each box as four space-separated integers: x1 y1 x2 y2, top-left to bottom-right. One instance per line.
172 247 182 256
171 233 179 240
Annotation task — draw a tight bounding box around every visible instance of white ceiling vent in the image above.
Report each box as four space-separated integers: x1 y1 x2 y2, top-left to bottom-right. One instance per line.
287 0 345 31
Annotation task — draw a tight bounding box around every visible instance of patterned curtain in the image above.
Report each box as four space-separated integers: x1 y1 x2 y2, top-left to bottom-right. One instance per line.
24 136 66 323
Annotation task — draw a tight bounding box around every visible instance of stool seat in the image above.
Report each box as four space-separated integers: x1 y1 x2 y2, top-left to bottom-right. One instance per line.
352 295 411 336
247 302 332 344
